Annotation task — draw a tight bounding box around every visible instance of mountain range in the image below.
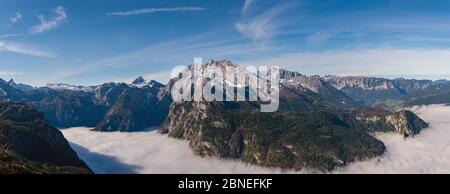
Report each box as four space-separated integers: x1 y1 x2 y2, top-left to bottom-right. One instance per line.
1 60 448 172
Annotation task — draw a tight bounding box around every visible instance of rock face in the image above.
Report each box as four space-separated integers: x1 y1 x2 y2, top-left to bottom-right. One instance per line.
161 60 429 171
0 101 92 174
161 101 386 171
161 99 428 171
339 107 429 137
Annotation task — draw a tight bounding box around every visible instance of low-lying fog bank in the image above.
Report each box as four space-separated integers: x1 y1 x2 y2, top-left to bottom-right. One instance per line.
62 104 450 174
62 127 295 174
335 104 450 173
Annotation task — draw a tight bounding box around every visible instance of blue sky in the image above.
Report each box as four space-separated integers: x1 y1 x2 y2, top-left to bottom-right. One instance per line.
1 0 450 86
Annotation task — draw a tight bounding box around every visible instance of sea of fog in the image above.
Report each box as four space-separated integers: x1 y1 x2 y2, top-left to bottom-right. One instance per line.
62 127 294 174
62 104 450 174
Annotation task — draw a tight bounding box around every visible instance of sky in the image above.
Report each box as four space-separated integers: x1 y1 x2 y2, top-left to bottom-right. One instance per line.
1 0 450 86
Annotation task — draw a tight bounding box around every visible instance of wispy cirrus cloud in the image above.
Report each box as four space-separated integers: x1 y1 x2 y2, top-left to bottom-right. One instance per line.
0 71 26 77
31 6 67 34
0 33 27 39
235 1 292 41
242 0 257 14
107 7 206 16
0 41 55 58
305 32 336 45
10 12 23 24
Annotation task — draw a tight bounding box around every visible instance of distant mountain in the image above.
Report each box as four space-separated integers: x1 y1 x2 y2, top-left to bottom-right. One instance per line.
324 75 450 107
0 77 170 131
94 78 172 131
281 74 363 109
0 101 92 174
160 60 428 171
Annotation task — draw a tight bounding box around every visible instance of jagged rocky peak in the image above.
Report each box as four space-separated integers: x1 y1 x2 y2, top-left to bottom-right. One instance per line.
283 75 324 93
279 69 302 79
7 79 34 91
131 76 164 89
206 59 237 67
132 76 146 86
7 79 15 86
323 75 396 91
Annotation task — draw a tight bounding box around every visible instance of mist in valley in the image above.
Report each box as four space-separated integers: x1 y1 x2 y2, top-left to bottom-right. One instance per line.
62 104 450 174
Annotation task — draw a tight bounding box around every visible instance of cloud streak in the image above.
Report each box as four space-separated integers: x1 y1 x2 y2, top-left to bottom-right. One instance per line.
107 7 206 16
10 12 23 24
0 71 26 77
0 41 55 58
31 6 67 34
242 0 257 14
235 2 292 41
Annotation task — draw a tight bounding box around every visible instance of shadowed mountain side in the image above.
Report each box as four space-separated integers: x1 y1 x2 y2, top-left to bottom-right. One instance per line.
68 143 141 174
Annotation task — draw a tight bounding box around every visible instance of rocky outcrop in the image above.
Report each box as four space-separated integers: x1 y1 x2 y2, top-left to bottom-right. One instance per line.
0 101 92 174
161 101 386 171
340 107 428 137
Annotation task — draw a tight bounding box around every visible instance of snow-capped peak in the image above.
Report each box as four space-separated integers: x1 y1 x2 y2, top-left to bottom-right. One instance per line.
46 83 94 92
131 76 163 89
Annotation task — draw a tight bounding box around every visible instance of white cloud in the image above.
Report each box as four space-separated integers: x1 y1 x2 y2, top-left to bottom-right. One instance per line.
31 6 67 34
242 0 257 14
305 32 335 45
0 33 26 39
0 41 55 58
57 30 270 81
0 71 26 77
235 2 290 41
107 7 206 16
62 127 296 174
10 12 23 24
242 48 450 79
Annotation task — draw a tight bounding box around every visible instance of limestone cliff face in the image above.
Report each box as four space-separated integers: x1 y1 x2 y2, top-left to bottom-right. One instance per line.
344 107 428 137
385 110 428 136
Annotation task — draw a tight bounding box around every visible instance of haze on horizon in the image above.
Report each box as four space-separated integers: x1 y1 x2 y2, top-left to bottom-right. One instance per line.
1 0 450 86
